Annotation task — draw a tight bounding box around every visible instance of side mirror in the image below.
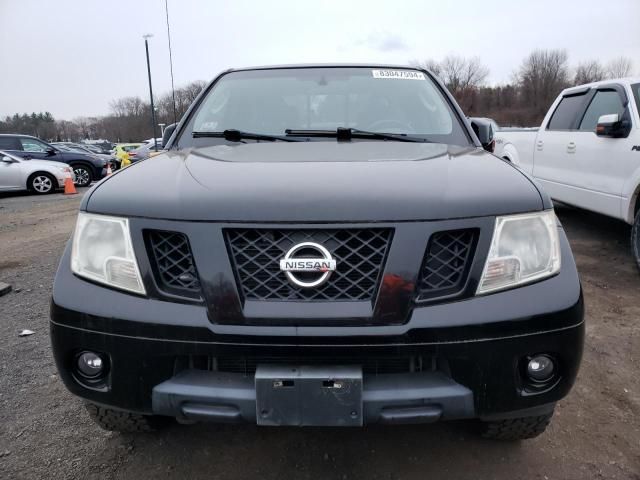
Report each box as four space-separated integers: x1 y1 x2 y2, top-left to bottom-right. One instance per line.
470 118 495 153
162 123 177 148
1 155 17 163
46 147 56 156
596 113 629 138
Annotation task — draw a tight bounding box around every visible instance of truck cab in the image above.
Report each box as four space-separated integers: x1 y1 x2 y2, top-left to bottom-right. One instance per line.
495 79 640 267
533 80 640 221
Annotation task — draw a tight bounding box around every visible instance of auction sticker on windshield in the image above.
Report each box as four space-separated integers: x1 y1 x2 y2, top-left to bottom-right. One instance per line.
372 69 425 80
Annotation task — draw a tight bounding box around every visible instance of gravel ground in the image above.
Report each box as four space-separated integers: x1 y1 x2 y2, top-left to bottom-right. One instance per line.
0 190 638 480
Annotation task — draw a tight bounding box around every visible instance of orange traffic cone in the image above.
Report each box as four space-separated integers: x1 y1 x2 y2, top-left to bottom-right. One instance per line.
64 176 77 195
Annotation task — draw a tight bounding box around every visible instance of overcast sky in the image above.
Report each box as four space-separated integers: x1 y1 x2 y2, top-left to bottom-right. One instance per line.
1 0 638 119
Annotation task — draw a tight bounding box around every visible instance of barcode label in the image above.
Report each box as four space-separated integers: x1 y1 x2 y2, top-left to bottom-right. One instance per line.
372 70 425 80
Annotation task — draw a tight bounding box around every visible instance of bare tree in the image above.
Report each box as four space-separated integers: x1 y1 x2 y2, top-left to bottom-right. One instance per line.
574 60 606 85
73 117 91 139
517 49 570 120
109 96 146 118
409 58 442 77
438 55 489 95
606 56 634 78
410 56 488 94
156 80 206 125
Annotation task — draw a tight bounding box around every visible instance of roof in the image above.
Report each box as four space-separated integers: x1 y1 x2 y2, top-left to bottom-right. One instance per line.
563 77 640 94
226 63 427 73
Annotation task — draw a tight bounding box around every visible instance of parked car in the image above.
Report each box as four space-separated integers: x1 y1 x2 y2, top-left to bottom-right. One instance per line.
0 149 74 194
141 137 163 147
112 143 143 167
53 142 98 155
0 134 106 187
128 142 163 163
82 141 114 155
51 64 583 440
77 144 106 155
494 78 640 267
52 143 118 170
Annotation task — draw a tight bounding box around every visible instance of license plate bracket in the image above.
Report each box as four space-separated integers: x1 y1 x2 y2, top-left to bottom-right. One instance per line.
255 365 363 426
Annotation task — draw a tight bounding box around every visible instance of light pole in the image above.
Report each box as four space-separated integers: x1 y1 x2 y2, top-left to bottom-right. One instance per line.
164 0 178 124
143 34 158 152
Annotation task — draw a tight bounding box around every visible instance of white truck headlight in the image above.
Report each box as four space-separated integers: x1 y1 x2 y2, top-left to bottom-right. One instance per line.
71 212 145 294
477 210 560 294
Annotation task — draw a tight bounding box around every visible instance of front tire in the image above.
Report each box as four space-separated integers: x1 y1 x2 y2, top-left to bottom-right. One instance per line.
28 173 56 194
72 165 93 187
631 210 640 272
480 411 554 441
85 403 167 433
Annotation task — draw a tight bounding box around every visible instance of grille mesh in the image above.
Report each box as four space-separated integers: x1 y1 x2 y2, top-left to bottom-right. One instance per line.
147 230 201 295
225 229 392 301
416 229 477 301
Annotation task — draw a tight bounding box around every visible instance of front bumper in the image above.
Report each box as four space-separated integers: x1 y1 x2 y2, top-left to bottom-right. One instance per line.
55 175 67 188
50 304 583 424
50 221 584 425
153 368 475 425
50 319 582 423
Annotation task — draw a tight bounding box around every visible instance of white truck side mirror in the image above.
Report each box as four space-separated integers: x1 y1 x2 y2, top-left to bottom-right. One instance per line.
596 113 629 138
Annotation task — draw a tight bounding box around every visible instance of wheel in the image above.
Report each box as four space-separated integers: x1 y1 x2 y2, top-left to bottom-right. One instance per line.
28 173 56 194
85 403 168 433
631 210 640 272
480 411 554 440
72 165 93 187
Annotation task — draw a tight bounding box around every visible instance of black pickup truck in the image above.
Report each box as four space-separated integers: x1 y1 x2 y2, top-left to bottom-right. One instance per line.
50 65 584 440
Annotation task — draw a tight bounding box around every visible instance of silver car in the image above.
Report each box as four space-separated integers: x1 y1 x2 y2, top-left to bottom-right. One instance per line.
0 150 75 194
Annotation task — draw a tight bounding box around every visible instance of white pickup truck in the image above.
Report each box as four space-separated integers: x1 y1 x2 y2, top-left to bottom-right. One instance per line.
494 78 640 267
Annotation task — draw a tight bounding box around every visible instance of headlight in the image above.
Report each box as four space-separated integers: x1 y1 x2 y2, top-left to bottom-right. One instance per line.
477 210 560 294
58 166 72 173
71 212 145 294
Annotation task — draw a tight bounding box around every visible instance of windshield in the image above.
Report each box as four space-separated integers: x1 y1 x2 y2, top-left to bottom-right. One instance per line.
186 67 470 146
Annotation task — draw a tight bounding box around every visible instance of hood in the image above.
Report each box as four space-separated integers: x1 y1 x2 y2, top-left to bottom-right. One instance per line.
84 141 544 222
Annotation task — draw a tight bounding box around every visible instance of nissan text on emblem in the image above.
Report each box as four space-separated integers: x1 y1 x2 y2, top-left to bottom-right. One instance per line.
279 242 337 288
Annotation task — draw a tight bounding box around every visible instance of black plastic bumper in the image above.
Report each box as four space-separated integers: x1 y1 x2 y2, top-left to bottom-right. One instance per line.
50 315 583 422
152 369 475 425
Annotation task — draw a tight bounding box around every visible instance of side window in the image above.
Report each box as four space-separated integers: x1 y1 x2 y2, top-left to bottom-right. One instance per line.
547 93 587 131
631 83 640 119
0 137 21 150
19 138 49 153
578 90 625 131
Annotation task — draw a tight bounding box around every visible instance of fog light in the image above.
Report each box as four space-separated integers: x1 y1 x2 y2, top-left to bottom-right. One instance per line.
77 351 104 378
527 355 555 382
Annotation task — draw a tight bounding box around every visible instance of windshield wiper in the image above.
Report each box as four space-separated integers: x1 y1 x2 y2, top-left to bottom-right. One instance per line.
285 127 429 143
192 129 301 142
